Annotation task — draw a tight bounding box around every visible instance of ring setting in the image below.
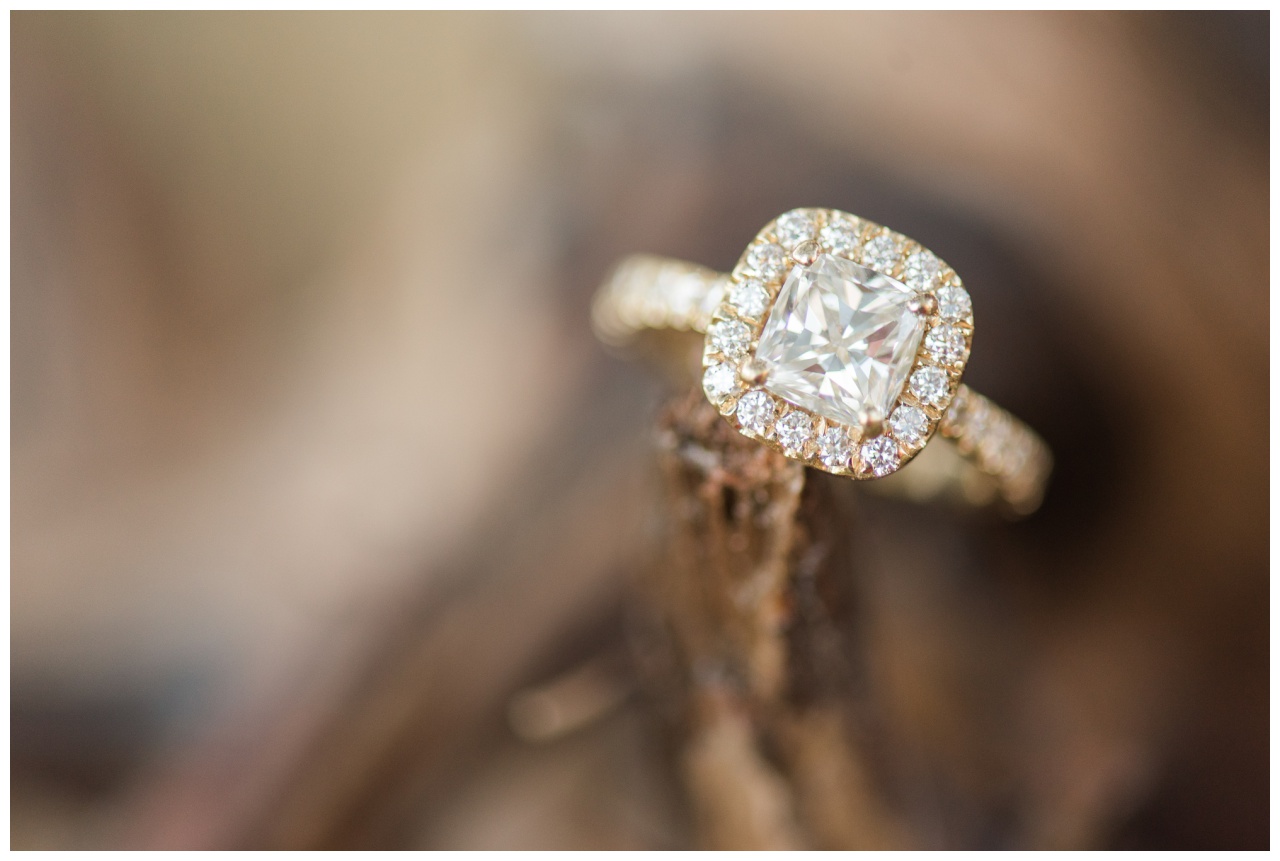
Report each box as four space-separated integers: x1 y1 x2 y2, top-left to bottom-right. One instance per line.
593 207 1052 514
702 208 970 480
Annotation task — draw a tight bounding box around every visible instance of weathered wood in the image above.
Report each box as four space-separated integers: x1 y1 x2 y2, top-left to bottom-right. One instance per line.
638 387 909 849
635 385 1171 851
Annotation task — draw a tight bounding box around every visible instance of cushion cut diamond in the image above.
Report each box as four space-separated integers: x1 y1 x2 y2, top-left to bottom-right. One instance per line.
756 254 926 428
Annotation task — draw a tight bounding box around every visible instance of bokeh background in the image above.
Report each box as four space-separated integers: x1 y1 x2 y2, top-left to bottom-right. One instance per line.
11 11 1268 850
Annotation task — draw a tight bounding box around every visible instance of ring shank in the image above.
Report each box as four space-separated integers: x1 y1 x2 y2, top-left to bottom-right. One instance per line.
594 255 1052 516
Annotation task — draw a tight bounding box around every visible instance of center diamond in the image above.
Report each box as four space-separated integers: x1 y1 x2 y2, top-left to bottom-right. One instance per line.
756 254 926 428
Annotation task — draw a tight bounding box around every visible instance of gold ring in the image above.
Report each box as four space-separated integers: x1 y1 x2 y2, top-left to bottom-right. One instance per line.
593 208 1052 516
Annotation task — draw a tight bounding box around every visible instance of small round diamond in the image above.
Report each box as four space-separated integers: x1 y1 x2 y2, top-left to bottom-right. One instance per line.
702 362 738 404
817 426 852 470
747 242 788 280
860 436 900 476
709 319 751 358
936 285 972 321
819 220 860 257
775 411 813 452
861 234 900 273
910 365 950 406
889 404 929 446
903 251 940 291
773 212 816 248
729 279 770 319
925 324 966 364
736 390 775 435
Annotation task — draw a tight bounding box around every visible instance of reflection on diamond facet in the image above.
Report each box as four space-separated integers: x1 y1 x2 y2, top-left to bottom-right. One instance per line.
747 243 788 279
817 426 852 469
819 220 860 257
861 235 900 273
925 324 966 364
710 319 751 357
775 412 813 451
903 251 940 291
755 254 926 429
889 404 928 446
774 212 816 248
736 390 775 435
861 436 900 476
729 280 770 319
910 365 950 406
935 285 972 321
702 362 737 404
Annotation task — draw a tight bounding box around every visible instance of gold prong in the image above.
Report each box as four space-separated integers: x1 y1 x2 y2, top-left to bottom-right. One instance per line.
858 407 885 438
908 293 938 317
739 357 768 385
791 240 821 266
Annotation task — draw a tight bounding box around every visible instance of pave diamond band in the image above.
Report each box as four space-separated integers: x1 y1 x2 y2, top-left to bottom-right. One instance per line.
593 256 728 345
592 209 1052 515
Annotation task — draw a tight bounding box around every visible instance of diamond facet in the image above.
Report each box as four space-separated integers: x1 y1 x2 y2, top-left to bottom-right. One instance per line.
775 411 813 451
702 362 738 404
925 324 966 364
910 365 950 406
729 279 770 319
774 212 816 248
736 390 775 435
755 254 927 429
889 403 928 446
710 319 751 358
935 285 972 321
819 220 860 257
817 426 852 469
860 436 900 476
903 251 940 291
861 234 900 273
747 243 788 280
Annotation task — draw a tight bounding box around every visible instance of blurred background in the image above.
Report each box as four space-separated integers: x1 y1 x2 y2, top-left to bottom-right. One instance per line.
10 11 1268 850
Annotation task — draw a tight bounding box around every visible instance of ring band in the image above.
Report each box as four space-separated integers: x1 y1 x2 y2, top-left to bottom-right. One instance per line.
593 210 1052 516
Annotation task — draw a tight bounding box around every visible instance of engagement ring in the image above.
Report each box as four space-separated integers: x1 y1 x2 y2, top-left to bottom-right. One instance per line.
593 208 1052 515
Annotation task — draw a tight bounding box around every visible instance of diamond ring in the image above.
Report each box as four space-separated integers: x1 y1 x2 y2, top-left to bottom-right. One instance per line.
593 208 1052 515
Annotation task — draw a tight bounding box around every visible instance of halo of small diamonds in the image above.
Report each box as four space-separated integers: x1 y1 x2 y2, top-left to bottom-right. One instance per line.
889 403 929 447
903 251 940 291
861 233 901 273
703 208 973 479
817 426 853 470
729 279 770 319
910 365 951 406
773 211 817 248
702 362 738 404
925 324 968 365
775 411 814 453
736 390 776 436
860 436 901 477
935 284 972 321
818 218 862 257
709 319 751 358
746 243 788 279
